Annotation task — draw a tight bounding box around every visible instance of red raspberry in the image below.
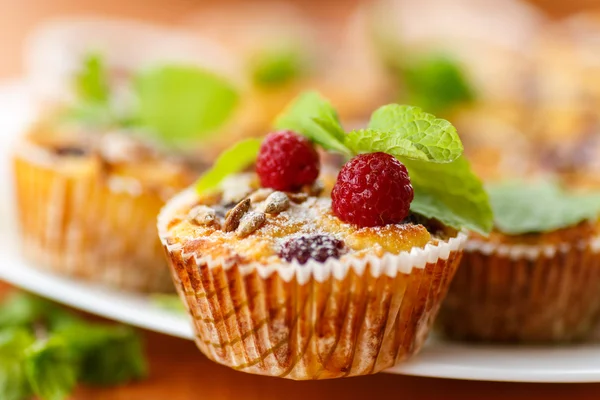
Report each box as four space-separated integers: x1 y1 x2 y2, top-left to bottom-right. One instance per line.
332 152 414 227
256 130 320 191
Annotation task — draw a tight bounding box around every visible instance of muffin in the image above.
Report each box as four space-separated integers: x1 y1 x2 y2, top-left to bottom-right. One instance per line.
13 126 195 292
13 51 243 292
158 93 492 379
438 181 600 342
366 0 544 125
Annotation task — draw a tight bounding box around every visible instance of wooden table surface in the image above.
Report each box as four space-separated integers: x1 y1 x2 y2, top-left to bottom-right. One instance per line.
0 281 596 399
72 329 600 400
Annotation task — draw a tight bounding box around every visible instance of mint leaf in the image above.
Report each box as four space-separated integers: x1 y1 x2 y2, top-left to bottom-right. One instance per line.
56 322 146 385
346 129 433 162
274 91 351 156
0 293 71 330
404 156 493 235
401 56 475 115
367 104 462 162
63 53 115 128
24 338 77 400
488 181 600 235
0 328 35 400
250 46 307 87
0 293 49 329
135 65 239 145
196 138 262 194
74 53 109 105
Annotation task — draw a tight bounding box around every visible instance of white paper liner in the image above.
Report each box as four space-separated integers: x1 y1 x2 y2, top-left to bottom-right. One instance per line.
440 230 600 342
158 188 467 285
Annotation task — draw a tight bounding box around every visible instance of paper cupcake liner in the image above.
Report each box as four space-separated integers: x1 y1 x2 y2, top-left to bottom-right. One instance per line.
13 141 174 293
437 237 600 343
159 189 466 379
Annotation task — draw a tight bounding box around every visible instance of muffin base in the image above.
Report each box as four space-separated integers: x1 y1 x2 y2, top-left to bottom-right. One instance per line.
13 142 174 293
438 238 600 343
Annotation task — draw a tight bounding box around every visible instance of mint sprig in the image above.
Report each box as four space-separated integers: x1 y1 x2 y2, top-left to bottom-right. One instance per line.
274 91 351 156
276 92 491 234
488 181 600 235
64 54 240 147
74 53 110 105
400 56 475 115
0 292 147 400
135 65 239 146
0 328 34 400
250 45 307 87
24 338 77 400
196 138 262 195
404 156 492 234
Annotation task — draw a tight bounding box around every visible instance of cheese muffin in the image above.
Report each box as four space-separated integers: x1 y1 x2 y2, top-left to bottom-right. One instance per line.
14 30 244 292
157 95 494 379
159 174 465 379
13 125 197 292
438 181 600 342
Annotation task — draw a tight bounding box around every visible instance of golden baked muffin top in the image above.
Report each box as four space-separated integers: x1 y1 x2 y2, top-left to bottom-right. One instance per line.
18 123 197 199
162 173 458 266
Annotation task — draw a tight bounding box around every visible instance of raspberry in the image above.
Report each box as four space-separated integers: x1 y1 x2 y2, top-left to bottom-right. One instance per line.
331 152 414 227
256 131 320 191
279 234 345 264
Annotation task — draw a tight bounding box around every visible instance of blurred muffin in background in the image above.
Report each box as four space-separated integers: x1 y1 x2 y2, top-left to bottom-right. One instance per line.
561 12 600 112
14 18 252 292
364 0 546 126
530 12 600 189
438 181 600 343
182 1 388 125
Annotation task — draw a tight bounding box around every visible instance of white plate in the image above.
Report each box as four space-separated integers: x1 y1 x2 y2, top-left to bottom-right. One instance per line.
2 82 600 383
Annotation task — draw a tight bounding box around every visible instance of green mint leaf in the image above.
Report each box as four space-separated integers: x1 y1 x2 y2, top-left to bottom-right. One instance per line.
56 322 147 386
0 328 35 400
24 338 77 400
151 294 186 314
63 53 115 128
366 104 463 162
346 129 433 162
250 46 307 87
134 65 239 145
0 293 49 329
404 156 493 235
0 293 71 330
401 56 475 115
74 53 110 105
274 91 352 156
488 181 600 235
195 138 263 195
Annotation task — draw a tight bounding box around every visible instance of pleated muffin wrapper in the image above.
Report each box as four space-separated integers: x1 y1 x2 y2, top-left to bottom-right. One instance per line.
438 235 600 343
12 139 177 293
158 189 466 380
